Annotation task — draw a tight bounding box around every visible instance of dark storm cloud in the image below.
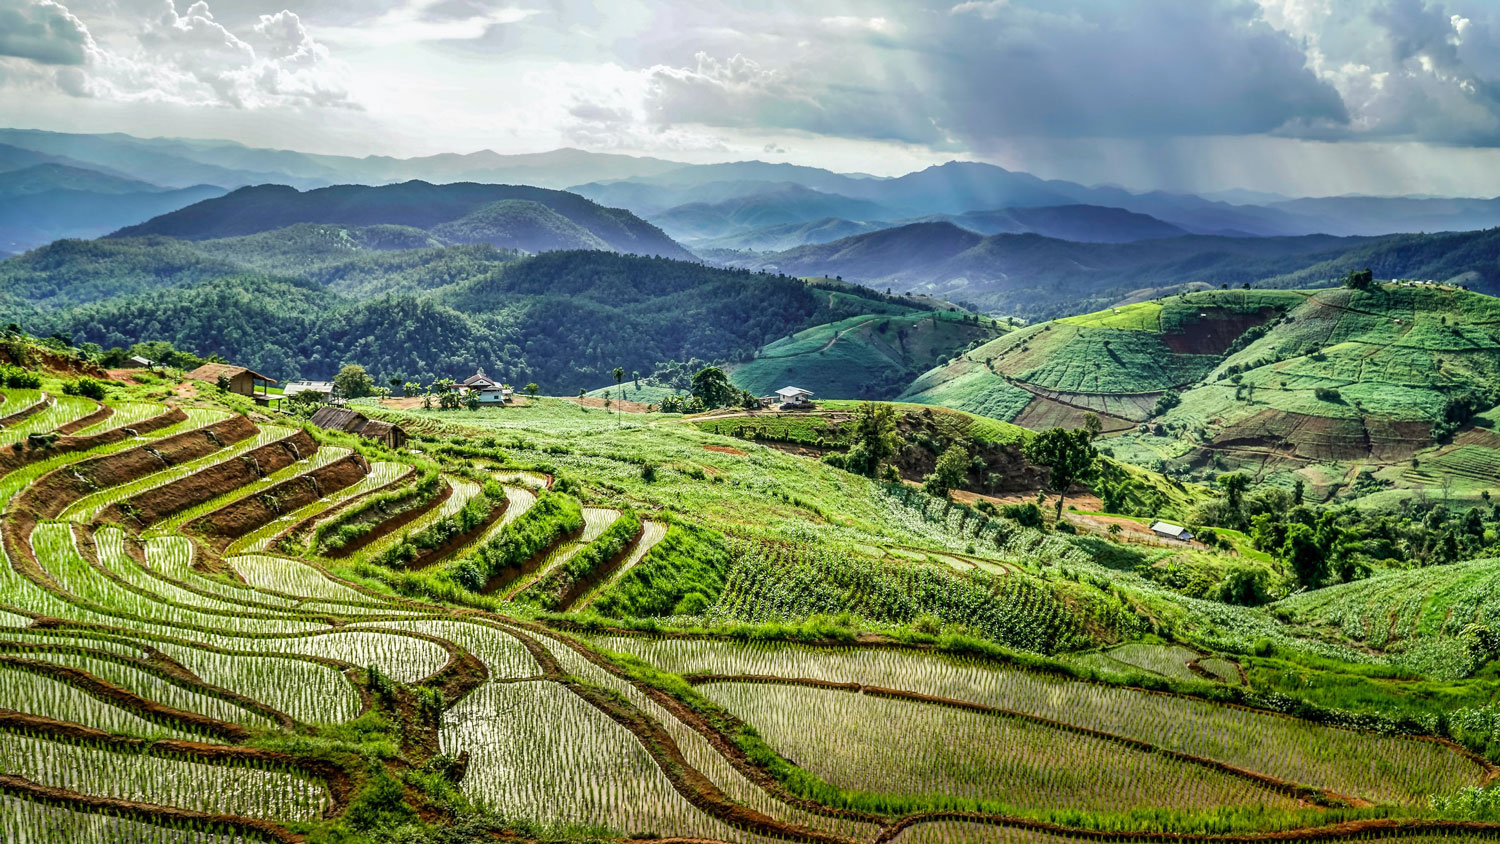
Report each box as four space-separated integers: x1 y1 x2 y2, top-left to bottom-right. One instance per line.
931 0 1349 141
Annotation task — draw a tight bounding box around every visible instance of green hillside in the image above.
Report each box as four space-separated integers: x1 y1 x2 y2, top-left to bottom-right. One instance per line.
1 241 927 391
729 310 1007 399
3 333 1500 842
902 284 1500 507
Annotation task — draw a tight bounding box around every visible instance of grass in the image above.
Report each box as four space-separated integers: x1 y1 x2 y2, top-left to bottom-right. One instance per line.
7 349 1500 841
729 310 1007 399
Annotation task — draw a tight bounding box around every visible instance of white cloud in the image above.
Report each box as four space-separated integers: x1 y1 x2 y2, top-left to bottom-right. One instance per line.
312 0 537 48
8 0 358 109
0 0 93 65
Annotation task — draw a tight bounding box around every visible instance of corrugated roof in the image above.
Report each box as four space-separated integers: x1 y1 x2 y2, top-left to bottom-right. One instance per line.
185 362 277 384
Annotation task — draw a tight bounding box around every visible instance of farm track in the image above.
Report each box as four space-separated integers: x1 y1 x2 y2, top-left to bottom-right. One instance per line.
1 395 1499 841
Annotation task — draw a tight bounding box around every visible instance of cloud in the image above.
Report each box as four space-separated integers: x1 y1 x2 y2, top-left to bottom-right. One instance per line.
1256 0 1500 145
0 0 92 65
931 0 1348 143
312 0 537 48
643 51 948 145
7 0 358 109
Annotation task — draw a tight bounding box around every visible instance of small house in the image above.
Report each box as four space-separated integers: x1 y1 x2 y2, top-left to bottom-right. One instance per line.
1149 521 1193 542
284 380 334 402
186 362 277 401
765 386 814 408
127 355 154 369
451 368 512 404
309 406 408 450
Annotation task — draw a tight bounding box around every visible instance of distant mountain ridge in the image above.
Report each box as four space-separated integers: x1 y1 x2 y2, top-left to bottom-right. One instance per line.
111 181 693 260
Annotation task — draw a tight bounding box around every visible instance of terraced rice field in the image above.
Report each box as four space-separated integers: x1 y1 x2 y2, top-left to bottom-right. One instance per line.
591 637 1485 807
505 506 618 599
0 390 1493 842
704 680 1300 812
59 424 293 523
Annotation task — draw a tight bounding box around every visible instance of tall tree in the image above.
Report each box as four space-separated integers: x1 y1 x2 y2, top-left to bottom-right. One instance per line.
613 366 625 426
333 364 375 400
1023 426 1098 522
848 402 904 478
923 444 969 499
690 366 735 409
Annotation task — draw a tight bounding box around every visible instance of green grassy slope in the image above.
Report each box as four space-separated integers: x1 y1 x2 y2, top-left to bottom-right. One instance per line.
728 310 1007 399
900 290 1306 423
903 284 1500 507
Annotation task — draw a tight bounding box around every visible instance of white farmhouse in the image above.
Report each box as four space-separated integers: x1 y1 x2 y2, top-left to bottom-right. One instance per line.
1149 521 1194 542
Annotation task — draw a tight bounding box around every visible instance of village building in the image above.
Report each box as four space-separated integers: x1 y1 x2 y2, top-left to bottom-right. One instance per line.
284 380 335 402
127 355 154 369
309 406 408 450
1149 521 1193 542
451 368 512 404
764 386 815 408
185 362 277 402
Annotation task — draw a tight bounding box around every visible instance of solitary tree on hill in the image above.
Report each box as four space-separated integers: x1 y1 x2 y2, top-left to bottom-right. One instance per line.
613 366 625 426
1343 268 1375 290
690 366 735 409
848 402 904 478
923 444 970 499
1023 426 1098 522
525 383 539 399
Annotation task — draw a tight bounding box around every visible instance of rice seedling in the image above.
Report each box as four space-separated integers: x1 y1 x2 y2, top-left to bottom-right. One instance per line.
0 664 202 739
0 407 232 510
225 461 409 555
0 394 104 447
0 388 46 420
514 626 879 841
149 445 352 534
591 637 1481 806
29 522 326 635
16 649 274 729
572 519 667 611
703 680 1299 813
441 679 764 841
1101 643 1205 682
98 531 305 619
350 476 482 564
362 618 537 678
0 793 274 844
147 641 361 724
0 626 151 658
505 507 618 600
143 542 301 611
69 401 169 437
229 553 391 605
61 425 293 523
0 731 328 821
493 470 549 490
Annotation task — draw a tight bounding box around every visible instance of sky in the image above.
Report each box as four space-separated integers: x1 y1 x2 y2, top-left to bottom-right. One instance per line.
4 0 1500 196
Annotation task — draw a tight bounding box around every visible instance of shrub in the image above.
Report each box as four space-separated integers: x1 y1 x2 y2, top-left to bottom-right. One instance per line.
62 378 107 400
1313 386 1342 402
0 365 41 389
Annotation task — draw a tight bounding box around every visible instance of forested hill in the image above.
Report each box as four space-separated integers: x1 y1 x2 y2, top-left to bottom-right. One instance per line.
110 181 694 260
738 223 1500 318
2 243 919 390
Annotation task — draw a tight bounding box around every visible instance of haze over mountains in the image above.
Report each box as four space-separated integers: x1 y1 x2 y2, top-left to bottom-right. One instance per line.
9 128 1500 259
5 127 1500 323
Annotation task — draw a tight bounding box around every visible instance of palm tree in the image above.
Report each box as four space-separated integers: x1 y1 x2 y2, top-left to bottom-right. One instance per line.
612 366 625 426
